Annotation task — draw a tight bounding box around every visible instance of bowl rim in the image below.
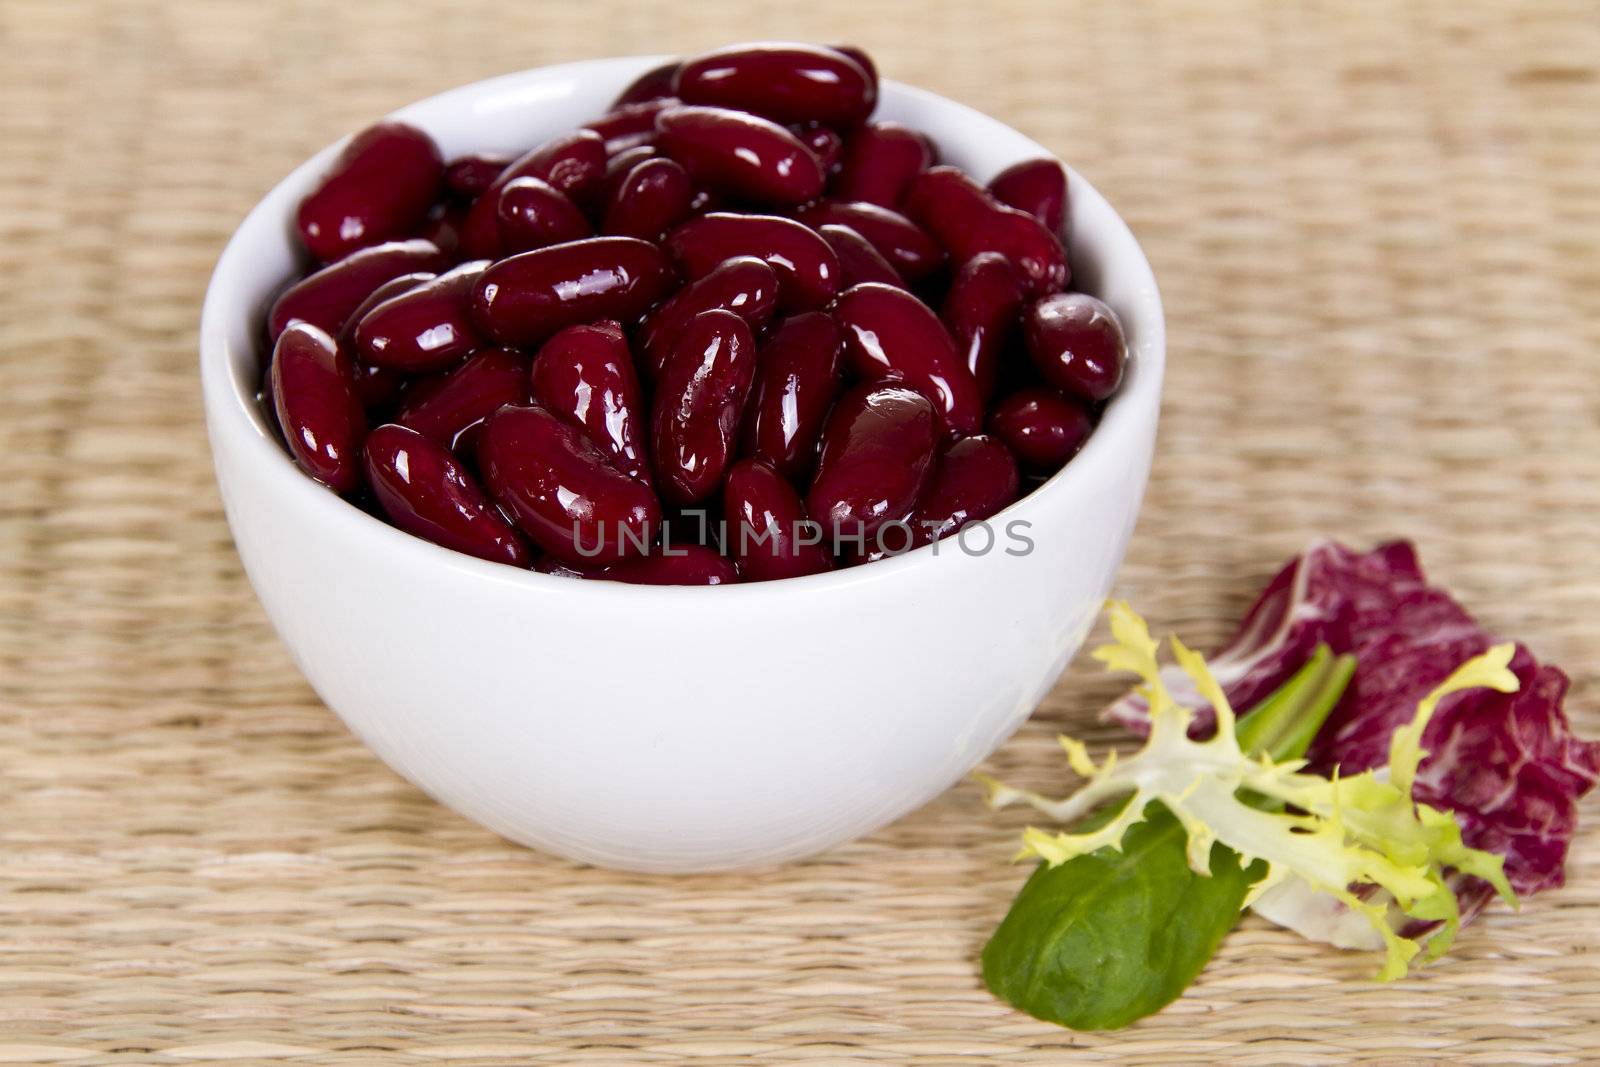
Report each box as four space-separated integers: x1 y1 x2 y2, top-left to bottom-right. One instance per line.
199 55 1166 602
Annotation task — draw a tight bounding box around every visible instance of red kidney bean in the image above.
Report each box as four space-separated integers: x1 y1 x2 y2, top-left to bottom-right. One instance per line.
414 203 464 258
395 345 531 452
477 404 660 564
807 382 938 540
270 323 367 492
903 166 1068 296
797 200 944 281
354 261 488 373
941 252 1024 401
599 144 660 211
665 212 839 311
444 153 511 200
268 239 447 341
830 45 879 100
336 271 436 412
349 361 408 415
792 122 843 173
496 176 592 253
338 271 435 345
910 434 1020 546
585 97 678 153
651 309 757 506
601 157 692 241
833 282 982 434
459 130 607 258
655 106 825 207
1024 292 1128 402
686 187 725 216
296 121 443 262
601 543 739 585
988 387 1093 472
722 459 832 581
818 223 904 288
530 321 652 486
988 157 1068 233
741 311 843 482
364 423 530 566
613 61 680 108
638 255 778 379
674 44 875 127
471 236 676 347
833 122 935 207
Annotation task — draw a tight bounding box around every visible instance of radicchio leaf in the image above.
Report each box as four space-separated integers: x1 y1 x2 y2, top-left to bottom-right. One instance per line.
1104 539 1600 926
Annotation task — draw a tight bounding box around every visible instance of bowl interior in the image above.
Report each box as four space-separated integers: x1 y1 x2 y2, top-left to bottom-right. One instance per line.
200 56 1164 595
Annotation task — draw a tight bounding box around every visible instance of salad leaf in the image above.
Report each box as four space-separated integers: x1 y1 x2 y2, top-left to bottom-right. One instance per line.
985 602 1516 1007
1105 540 1600 936
981 646 1352 1030
983 806 1265 1031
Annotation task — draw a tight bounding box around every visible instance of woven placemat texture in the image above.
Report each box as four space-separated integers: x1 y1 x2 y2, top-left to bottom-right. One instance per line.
3 0 1599 1062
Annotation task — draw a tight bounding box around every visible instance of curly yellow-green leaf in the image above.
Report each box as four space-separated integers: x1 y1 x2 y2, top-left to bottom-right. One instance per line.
989 601 1520 981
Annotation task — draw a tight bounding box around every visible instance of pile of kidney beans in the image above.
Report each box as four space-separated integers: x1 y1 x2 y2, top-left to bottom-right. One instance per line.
263 43 1128 585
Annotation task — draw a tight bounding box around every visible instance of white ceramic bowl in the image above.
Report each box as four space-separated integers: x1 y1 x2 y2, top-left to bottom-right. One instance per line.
200 56 1165 872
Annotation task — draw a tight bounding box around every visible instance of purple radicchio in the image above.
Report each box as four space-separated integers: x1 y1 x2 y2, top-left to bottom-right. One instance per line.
1104 539 1599 931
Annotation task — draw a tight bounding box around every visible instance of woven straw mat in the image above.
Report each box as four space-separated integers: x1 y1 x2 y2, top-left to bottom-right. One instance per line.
2 1 1598 1063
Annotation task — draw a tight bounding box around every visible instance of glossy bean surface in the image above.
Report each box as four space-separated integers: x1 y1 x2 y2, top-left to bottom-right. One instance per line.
496 176 592 253
829 44 878 98
651 309 757 505
364 424 529 566
297 121 443 261
395 345 531 452
612 61 680 107
261 44 1128 581
459 130 607 258
988 157 1068 233
1024 292 1128 402
723 459 832 582
354 261 488 373
472 236 675 347
941 251 1024 401
601 143 659 198
656 106 825 207
270 323 367 492
903 166 1068 296
601 157 692 241
665 212 839 311
833 282 983 434
910 434 1020 546
833 122 934 207
793 123 843 173
639 255 778 379
268 239 447 341
798 200 944 281
444 153 510 200
337 271 435 411
741 311 843 481
585 97 678 153
531 321 653 486
674 44 875 126
807 383 938 540
477 404 660 564
601 543 739 585
415 203 464 258
988 387 1093 472
818 223 903 288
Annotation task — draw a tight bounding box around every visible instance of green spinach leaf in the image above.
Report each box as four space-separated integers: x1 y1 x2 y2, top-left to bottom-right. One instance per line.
981 647 1354 1030
982 805 1264 1030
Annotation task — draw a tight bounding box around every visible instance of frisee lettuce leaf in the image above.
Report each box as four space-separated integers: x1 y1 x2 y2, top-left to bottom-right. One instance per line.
981 645 1353 1030
985 600 1518 982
